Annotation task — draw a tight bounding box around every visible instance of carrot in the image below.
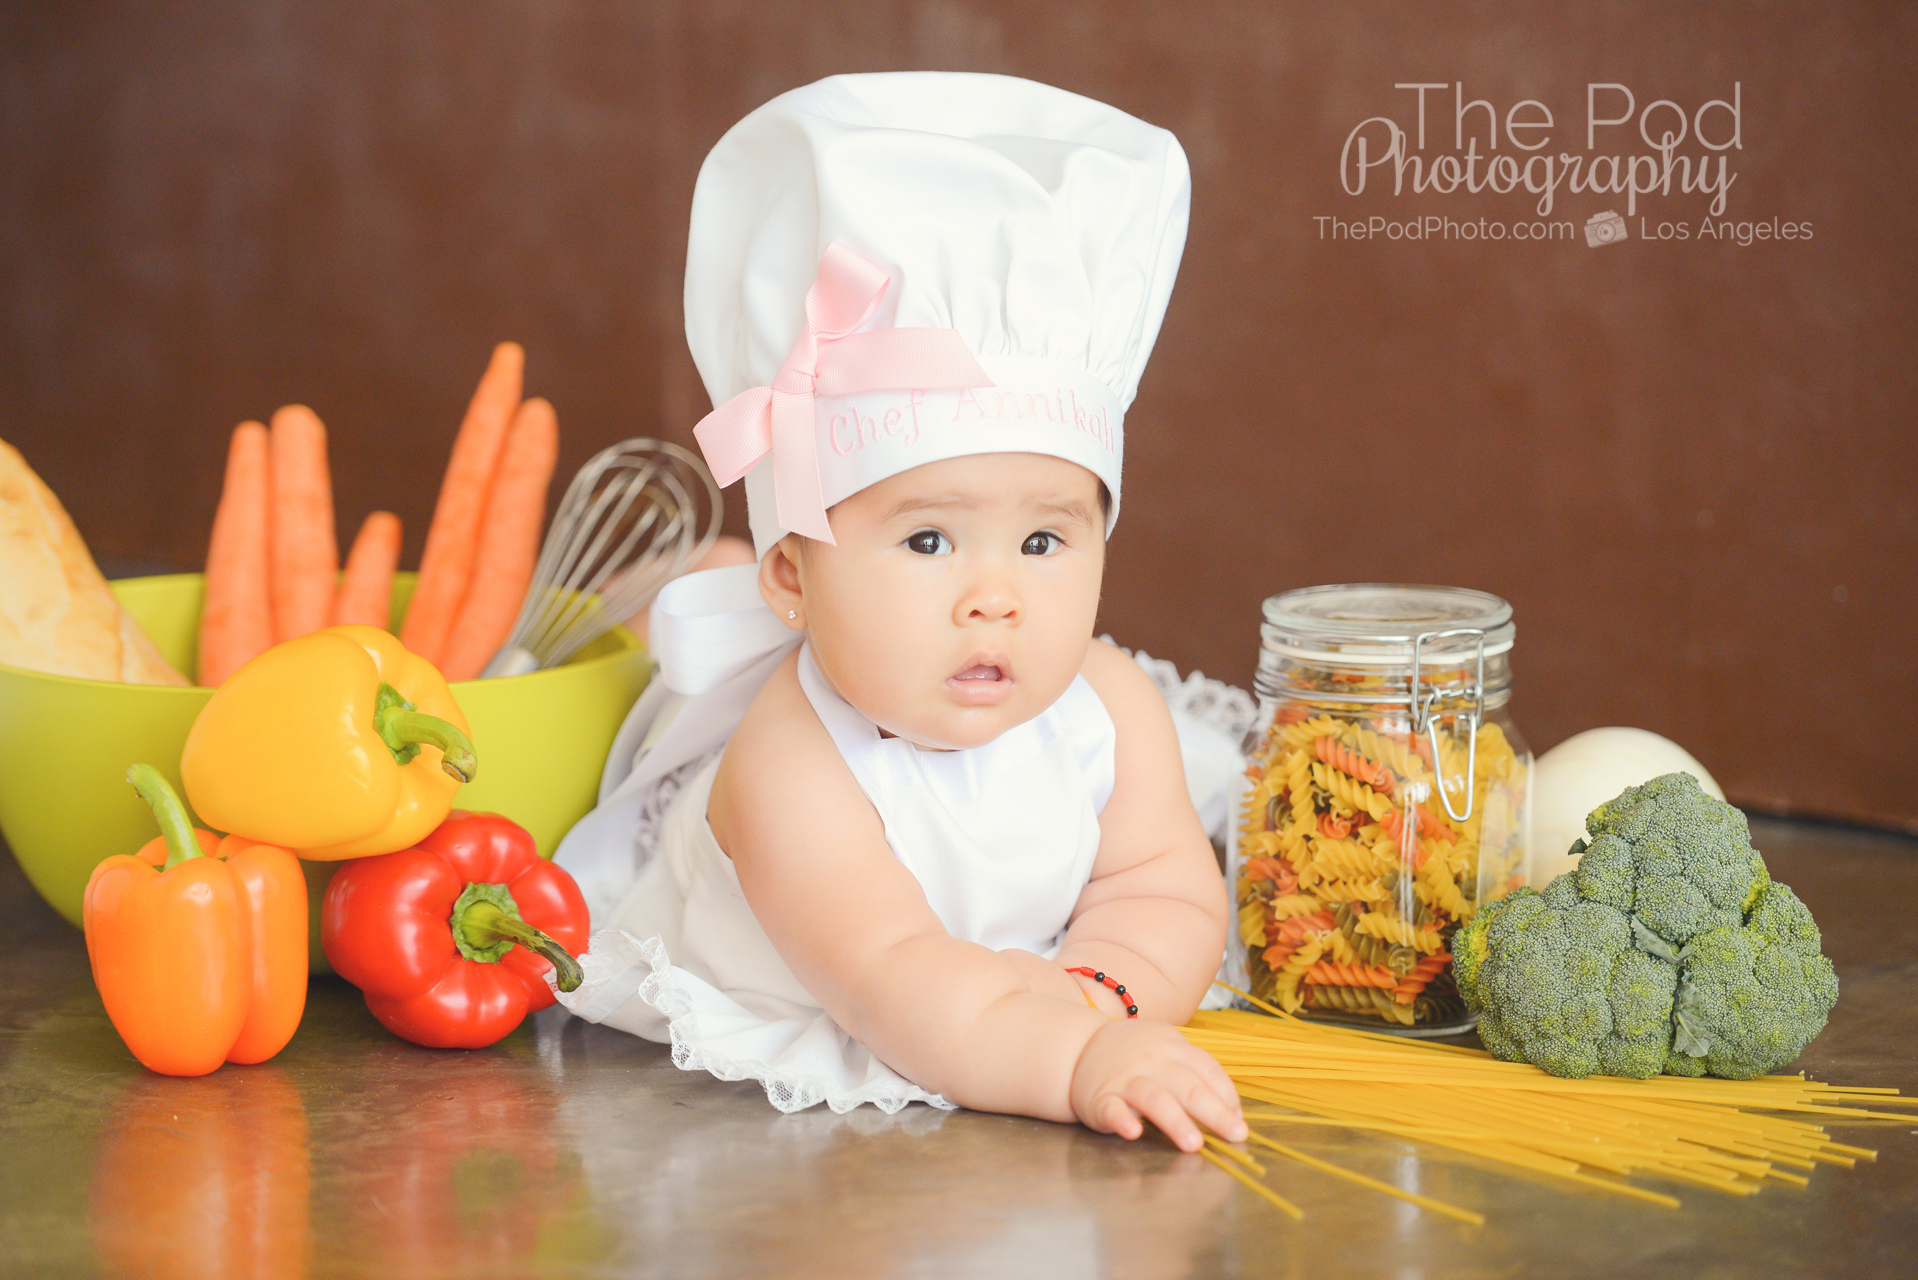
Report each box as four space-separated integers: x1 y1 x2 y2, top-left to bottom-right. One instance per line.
436 397 558 682
331 511 403 629
198 422 275 685
401 342 524 664
267 404 338 643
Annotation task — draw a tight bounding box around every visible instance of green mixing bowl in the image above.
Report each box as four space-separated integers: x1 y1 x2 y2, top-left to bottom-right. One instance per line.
0 573 650 930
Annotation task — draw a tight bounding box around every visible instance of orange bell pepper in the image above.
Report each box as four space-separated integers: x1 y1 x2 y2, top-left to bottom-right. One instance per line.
83 764 307 1076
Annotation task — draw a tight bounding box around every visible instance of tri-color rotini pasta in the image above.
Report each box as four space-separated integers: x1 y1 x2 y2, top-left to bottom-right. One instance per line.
1235 696 1527 1028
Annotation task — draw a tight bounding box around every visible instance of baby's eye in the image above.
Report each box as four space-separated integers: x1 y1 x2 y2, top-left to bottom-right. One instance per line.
905 529 951 556
1022 531 1061 556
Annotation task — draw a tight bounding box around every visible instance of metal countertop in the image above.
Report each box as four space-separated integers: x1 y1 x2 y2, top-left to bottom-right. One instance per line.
2 815 1913 1279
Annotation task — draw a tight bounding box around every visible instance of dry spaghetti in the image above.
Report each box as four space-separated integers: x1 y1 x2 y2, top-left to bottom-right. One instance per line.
1179 997 1913 1221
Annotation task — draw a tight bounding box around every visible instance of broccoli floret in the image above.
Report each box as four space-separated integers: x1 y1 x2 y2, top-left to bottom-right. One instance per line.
1584 773 1769 945
1598 948 1681 1077
1571 833 1634 911
1450 885 1514 1008
1663 882 1839 1080
1454 878 1667 1079
1458 774 1838 1081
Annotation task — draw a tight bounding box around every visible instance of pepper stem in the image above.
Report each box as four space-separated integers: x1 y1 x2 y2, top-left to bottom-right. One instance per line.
450 883 583 993
373 682 478 783
126 764 204 871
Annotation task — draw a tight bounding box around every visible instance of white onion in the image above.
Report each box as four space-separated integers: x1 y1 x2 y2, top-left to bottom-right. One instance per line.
1529 728 1725 887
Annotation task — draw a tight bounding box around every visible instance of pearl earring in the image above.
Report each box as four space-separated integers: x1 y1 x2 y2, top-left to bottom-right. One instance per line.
787 610 798 621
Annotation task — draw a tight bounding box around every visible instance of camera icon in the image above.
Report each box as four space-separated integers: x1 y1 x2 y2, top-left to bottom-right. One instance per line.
1584 210 1629 247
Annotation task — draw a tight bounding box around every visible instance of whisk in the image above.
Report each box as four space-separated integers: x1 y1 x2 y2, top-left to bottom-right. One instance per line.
480 439 721 678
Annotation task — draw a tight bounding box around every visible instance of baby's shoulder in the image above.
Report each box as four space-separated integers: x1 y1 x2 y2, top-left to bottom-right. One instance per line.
707 650 872 857
1076 639 1176 737
723 648 818 758
1074 640 1190 816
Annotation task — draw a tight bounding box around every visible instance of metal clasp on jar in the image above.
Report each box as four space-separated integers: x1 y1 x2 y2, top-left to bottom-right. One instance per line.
1410 628 1487 822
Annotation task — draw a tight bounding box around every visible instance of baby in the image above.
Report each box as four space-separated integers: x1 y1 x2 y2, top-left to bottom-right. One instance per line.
556 72 1245 1152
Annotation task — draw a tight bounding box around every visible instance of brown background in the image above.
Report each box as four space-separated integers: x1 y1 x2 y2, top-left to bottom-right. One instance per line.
2 3 1912 828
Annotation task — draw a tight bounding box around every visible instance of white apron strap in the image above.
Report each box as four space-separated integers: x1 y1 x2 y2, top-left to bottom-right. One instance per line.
555 562 800 926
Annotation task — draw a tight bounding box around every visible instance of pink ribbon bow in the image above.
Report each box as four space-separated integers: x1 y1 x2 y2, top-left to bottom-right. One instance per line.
691 241 993 544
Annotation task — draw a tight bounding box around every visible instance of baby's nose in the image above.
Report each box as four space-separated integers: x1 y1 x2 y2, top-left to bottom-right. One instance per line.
960 571 1021 623
966 592 1019 622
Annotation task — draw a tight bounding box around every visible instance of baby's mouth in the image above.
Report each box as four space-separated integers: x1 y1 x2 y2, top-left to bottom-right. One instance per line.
947 657 1013 706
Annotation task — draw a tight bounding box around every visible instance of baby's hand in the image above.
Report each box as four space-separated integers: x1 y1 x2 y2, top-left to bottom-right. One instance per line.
1069 1020 1247 1152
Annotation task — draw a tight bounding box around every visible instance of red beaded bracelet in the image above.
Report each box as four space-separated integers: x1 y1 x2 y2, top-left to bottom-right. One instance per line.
1065 966 1139 1017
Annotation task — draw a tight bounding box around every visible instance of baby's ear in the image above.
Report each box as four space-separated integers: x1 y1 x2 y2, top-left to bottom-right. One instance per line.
758 535 805 628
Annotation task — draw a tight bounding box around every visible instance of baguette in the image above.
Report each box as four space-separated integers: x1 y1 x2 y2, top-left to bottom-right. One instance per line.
0 437 189 685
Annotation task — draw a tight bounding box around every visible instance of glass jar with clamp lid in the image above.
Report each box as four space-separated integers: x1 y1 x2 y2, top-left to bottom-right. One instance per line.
1232 584 1531 1034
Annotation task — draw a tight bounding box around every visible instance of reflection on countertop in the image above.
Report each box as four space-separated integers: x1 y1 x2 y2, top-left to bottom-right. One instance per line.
2 816 1915 1279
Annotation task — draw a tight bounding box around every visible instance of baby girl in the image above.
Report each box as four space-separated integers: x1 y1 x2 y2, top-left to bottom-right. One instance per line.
555 72 1245 1152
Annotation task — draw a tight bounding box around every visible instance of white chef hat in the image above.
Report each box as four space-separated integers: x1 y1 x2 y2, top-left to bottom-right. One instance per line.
684 72 1191 557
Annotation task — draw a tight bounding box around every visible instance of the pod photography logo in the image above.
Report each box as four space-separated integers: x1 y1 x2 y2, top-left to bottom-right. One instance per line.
1318 81 1813 247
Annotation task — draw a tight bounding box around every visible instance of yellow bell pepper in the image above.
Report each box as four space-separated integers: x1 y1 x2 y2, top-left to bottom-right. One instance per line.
181 625 479 860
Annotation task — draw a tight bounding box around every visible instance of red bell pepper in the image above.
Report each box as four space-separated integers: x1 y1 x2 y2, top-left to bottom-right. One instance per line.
321 812 589 1049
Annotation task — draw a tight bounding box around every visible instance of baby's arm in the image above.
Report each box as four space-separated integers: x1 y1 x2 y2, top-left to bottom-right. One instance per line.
1054 641 1232 1024
707 650 1243 1150
1026 640 1241 1140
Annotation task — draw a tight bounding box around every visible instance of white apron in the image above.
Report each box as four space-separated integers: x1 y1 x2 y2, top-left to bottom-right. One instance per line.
555 638 1116 1114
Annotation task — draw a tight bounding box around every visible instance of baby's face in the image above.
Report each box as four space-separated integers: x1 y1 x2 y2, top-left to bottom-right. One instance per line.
779 452 1105 751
